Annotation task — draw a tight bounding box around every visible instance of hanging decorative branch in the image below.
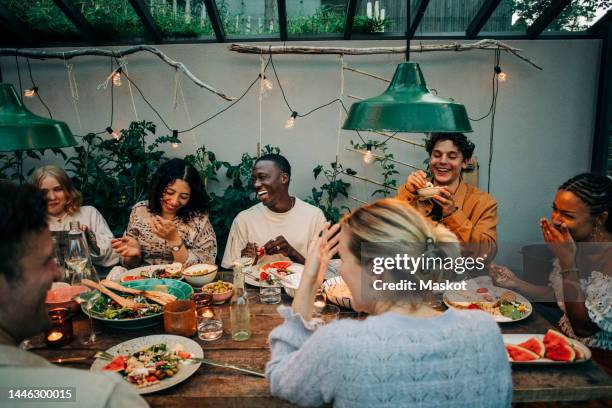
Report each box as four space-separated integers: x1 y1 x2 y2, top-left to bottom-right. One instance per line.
343 171 398 190
343 66 390 83
346 148 421 170
229 39 542 70
0 46 236 101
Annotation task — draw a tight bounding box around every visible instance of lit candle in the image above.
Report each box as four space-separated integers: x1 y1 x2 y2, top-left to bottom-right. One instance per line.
47 332 63 342
200 307 214 319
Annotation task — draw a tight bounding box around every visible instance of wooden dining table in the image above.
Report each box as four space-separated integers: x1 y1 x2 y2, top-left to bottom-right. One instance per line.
32 275 612 407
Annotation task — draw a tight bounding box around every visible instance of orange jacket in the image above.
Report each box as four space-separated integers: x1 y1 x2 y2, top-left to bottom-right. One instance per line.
396 180 498 261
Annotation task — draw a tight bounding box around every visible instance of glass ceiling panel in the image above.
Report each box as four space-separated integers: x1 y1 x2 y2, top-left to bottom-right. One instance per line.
417 0 482 34
149 0 214 38
481 0 552 34
353 0 408 34
286 0 348 36
73 0 144 39
0 0 81 40
545 0 611 33
218 0 280 39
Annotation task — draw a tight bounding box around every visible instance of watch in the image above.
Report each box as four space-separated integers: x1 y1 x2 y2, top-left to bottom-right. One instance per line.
169 240 184 252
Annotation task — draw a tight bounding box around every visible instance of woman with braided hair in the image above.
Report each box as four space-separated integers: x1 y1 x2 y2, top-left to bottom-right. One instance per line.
491 173 612 365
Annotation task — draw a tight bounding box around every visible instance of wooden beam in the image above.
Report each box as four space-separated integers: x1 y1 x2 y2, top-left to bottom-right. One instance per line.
344 0 358 40
466 0 502 39
203 0 225 43
0 4 35 46
277 0 287 41
588 10 612 36
591 20 612 173
51 0 96 44
526 0 572 39
128 0 162 43
408 0 431 39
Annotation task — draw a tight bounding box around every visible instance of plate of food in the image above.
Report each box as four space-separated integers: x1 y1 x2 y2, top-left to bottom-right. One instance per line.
322 276 354 310
443 277 532 323
114 263 184 283
91 334 202 394
416 182 442 200
244 261 303 287
84 278 193 329
503 330 591 364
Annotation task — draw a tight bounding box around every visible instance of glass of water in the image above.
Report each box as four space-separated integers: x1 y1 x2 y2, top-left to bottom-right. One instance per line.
259 280 281 304
197 307 223 341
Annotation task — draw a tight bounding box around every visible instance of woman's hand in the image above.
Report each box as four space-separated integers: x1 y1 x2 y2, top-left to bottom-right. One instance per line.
403 170 428 193
150 216 180 242
540 218 576 269
488 262 520 289
293 223 340 318
111 236 141 260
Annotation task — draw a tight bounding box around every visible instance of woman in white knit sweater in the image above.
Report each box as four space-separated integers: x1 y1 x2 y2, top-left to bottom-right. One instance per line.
32 165 119 272
267 198 511 407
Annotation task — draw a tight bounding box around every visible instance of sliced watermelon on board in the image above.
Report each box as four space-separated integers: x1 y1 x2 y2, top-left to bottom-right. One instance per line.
546 343 576 362
543 329 573 348
505 344 540 362
572 345 586 360
103 355 128 372
518 337 546 357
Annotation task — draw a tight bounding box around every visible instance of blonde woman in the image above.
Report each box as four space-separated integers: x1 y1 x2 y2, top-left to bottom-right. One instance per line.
32 166 119 271
267 199 511 408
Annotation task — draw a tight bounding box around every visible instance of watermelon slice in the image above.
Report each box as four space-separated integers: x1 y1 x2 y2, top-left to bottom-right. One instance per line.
261 261 292 272
543 329 573 348
572 345 586 361
505 344 540 362
546 343 576 362
518 337 546 357
103 355 128 372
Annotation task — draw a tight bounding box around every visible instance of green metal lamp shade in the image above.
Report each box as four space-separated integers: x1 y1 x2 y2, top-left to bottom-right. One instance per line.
343 62 473 133
0 83 76 152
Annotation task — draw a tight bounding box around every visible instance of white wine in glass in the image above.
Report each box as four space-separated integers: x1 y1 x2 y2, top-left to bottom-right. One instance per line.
71 268 100 346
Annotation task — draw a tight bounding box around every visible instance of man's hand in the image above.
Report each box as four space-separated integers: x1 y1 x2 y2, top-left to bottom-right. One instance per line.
240 242 259 260
432 187 457 217
264 236 304 263
403 170 428 193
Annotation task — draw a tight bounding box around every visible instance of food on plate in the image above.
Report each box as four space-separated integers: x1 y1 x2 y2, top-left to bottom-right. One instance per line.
102 343 191 388
140 263 183 279
517 337 545 357
505 344 540 362
203 281 232 295
444 286 530 321
121 275 145 282
327 279 352 299
258 261 294 282
505 331 587 363
90 292 163 320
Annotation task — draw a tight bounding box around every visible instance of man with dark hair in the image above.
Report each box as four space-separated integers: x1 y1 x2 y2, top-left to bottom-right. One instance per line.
222 154 326 268
0 181 147 407
397 133 497 259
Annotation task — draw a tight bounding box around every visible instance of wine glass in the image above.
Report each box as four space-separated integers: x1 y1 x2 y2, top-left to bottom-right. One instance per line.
71 263 100 346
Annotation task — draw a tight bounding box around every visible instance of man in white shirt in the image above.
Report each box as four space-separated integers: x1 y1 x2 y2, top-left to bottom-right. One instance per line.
0 181 148 408
221 154 326 268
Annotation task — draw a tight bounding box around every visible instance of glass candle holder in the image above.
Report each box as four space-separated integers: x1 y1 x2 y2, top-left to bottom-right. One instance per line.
163 300 197 337
197 307 223 342
45 308 73 347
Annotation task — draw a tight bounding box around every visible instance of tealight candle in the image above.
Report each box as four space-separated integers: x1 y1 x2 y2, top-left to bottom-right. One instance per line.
200 307 215 319
45 308 73 347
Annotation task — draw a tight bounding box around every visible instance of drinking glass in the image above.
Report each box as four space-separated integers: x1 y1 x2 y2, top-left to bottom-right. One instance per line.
164 300 197 336
71 266 100 346
259 280 281 304
197 307 223 341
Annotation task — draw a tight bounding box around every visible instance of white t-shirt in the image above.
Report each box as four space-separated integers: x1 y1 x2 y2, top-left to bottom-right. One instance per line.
48 205 120 267
221 198 327 268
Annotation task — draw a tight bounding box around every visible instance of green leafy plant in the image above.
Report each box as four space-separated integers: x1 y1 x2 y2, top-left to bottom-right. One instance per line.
306 161 350 223
350 139 398 197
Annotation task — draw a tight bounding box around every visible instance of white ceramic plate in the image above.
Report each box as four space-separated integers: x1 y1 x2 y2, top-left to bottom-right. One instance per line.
443 277 533 323
112 264 184 283
244 263 304 287
503 334 591 364
90 334 203 394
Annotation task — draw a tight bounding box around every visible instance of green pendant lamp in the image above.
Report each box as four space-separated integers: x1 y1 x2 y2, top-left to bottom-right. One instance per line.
342 62 473 133
0 83 76 152
342 4 472 134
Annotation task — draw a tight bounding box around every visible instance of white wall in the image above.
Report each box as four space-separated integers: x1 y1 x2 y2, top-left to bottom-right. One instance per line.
0 39 601 269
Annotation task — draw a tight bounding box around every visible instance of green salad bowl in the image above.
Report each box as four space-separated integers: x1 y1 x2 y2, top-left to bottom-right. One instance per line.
83 279 194 330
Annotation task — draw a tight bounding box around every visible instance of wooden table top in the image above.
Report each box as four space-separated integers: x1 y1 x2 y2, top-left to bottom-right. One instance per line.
32 284 612 407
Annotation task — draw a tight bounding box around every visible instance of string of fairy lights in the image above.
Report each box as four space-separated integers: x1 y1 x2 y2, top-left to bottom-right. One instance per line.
15 48 505 168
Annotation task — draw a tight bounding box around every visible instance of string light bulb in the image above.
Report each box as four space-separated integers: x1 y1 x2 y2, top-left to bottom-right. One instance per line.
494 65 506 82
24 86 38 98
171 130 180 148
112 68 122 87
363 144 374 164
106 126 120 140
285 111 298 129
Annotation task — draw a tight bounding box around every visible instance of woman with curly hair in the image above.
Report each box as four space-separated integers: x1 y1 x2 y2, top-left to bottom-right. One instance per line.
397 133 497 259
112 158 217 267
